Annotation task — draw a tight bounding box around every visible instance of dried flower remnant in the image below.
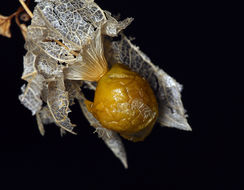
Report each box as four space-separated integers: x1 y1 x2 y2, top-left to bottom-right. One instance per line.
0 15 12 38
1 0 191 168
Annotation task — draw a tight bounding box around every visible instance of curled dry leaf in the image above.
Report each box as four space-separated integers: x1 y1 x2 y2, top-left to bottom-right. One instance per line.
14 0 191 168
36 111 45 136
0 14 11 38
110 36 191 131
19 74 44 115
47 77 77 135
78 92 128 168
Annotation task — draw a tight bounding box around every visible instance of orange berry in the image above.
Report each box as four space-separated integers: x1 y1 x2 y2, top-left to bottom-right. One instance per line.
85 64 158 142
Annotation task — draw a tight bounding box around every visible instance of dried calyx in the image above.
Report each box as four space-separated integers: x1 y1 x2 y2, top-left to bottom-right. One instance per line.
64 29 108 82
1 0 191 168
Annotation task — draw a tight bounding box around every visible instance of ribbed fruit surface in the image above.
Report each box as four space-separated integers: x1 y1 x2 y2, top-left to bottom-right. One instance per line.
85 64 158 142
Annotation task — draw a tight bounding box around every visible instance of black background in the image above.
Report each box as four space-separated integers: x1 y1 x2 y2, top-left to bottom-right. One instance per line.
0 0 242 189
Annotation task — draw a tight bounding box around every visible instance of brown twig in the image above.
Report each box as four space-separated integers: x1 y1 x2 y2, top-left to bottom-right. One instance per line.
54 39 79 57
19 0 33 18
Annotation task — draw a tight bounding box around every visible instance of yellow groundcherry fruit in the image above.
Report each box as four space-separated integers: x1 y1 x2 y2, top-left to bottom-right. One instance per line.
85 63 158 142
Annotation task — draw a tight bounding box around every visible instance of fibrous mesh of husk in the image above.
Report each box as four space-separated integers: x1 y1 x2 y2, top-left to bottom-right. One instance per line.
18 0 191 168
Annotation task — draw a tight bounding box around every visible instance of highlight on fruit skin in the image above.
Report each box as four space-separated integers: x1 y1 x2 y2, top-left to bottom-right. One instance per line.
0 0 191 168
85 63 159 142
